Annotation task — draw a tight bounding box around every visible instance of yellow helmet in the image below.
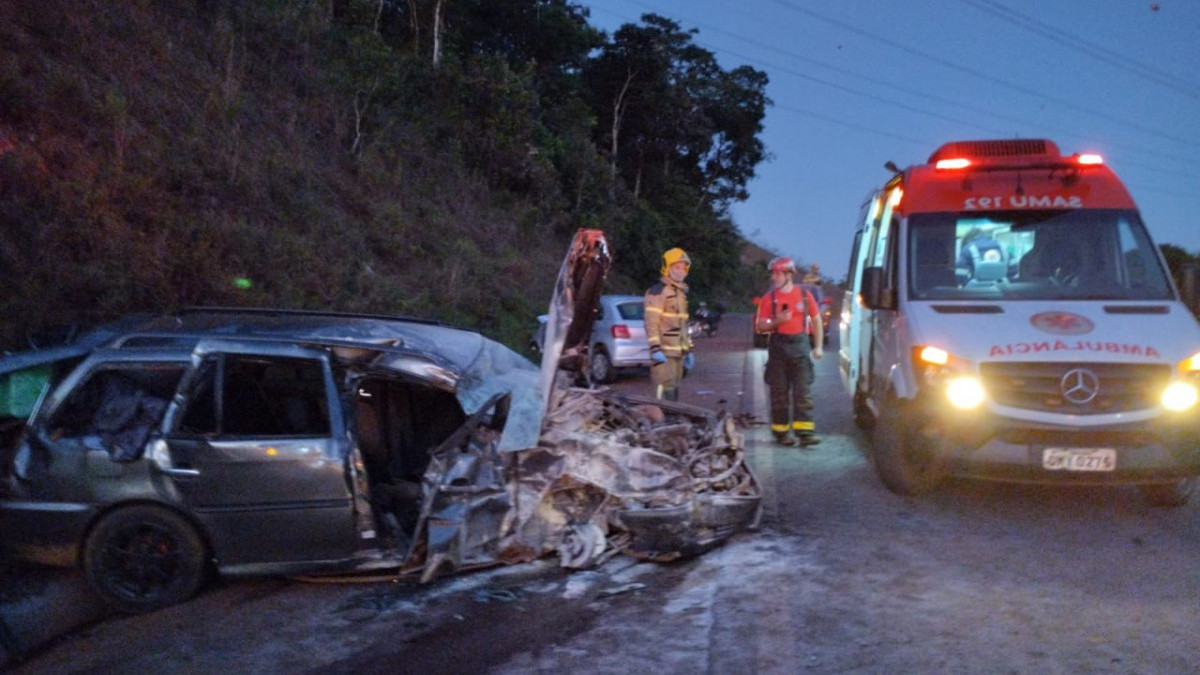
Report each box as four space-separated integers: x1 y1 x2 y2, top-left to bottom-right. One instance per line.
661 247 691 277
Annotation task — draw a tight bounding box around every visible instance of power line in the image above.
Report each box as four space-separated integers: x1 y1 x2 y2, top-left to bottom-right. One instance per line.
588 0 1200 172
668 10 1199 170
765 0 1200 148
584 1 1200 197
957 0 1198 98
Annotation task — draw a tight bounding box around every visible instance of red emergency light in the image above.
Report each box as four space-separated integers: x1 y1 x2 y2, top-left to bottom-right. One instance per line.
935 158 971 170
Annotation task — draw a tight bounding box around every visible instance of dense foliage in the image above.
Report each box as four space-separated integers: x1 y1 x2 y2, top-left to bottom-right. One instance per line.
0 0 778 352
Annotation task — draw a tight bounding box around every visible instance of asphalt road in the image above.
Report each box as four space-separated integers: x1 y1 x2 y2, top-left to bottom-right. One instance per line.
4 313 1199 674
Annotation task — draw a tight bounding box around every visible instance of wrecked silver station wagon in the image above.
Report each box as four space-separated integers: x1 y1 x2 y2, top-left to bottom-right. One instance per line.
0 230 761 612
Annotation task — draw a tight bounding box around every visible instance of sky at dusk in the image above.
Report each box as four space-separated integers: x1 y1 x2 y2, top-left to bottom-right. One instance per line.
577 0 1199 282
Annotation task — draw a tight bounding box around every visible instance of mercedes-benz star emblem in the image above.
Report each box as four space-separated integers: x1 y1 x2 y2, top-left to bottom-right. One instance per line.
1060 368 1100 404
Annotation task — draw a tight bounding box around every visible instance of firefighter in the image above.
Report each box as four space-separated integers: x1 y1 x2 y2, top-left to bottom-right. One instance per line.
644 247 694 401
755 256 823 446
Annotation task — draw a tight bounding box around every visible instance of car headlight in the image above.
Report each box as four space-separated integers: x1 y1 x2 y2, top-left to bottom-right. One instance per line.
913 346 985 410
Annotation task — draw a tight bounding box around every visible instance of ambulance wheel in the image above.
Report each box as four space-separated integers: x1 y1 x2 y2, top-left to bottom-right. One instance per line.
872 394 944 495
1139 477 1197 508
852 391 873 431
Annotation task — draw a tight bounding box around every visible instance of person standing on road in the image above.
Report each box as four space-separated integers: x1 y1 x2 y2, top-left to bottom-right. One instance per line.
755 256 823 446
644 247 694 401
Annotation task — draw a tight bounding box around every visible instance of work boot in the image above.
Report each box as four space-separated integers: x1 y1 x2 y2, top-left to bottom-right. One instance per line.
798 434 821 447
775 434 797 447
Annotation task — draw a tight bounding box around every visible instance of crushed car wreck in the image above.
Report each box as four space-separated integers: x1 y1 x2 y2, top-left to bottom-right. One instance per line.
0 229 761 612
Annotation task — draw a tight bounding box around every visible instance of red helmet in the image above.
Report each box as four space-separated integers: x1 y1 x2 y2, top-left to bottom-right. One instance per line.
768 257 796 274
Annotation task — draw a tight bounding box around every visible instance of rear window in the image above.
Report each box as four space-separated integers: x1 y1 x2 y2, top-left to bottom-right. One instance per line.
616 302 645 321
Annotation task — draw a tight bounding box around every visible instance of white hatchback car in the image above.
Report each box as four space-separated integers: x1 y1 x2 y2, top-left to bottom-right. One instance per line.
533 294 651 383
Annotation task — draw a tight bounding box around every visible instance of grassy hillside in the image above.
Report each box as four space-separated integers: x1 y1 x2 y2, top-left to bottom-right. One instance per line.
0 1 771 352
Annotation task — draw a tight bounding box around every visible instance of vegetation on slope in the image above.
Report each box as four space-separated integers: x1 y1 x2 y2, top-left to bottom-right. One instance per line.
0 0 780 352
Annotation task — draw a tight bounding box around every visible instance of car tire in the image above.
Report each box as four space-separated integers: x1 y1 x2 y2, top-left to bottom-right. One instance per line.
1138 477 1198 508
872 393 944 495
590 347 615 384
83 504 209 613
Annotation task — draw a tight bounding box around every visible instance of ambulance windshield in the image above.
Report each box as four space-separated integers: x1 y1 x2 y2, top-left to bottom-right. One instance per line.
908 209 1175 301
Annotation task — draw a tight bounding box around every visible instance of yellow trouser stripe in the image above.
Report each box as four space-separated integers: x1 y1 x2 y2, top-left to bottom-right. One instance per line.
791 421 815 431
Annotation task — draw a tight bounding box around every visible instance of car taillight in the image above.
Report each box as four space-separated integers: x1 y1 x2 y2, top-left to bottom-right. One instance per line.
611 324 631 339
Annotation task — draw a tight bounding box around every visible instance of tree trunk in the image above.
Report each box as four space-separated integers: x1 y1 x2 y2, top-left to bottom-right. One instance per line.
432 0 444 68
609 69 634 188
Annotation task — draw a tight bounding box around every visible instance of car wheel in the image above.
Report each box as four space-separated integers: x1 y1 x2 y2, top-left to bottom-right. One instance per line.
590 348 615 383
83 505 209 613
872 394 944 495
1138 477 1198 508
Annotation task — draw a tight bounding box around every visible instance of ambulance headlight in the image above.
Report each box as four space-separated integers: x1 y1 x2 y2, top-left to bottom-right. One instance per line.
946 377 986 409
913 346 985 410
1161 382 1198 412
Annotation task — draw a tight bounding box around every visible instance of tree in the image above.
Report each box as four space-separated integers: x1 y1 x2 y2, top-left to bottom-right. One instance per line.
582 14 769 215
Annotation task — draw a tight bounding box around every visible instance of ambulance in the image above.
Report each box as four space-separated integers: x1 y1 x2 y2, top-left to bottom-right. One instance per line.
840 139 1200 505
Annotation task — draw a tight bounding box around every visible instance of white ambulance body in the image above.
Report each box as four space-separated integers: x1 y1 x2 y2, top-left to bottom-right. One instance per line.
840 139 1200 505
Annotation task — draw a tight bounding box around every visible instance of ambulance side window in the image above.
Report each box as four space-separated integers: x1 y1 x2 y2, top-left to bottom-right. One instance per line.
846 229 863 288
881 216 900 293
870 212 893 268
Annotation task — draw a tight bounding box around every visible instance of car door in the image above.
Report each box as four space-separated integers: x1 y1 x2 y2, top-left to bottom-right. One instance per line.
158 340 359 567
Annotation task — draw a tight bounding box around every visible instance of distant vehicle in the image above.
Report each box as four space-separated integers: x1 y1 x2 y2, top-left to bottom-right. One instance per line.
532 294 651 383
802 284 834 345
691 302 722 338
752 284 831 349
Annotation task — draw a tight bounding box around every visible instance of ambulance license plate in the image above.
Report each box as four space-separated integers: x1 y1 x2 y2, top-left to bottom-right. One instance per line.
1042 448 1116 472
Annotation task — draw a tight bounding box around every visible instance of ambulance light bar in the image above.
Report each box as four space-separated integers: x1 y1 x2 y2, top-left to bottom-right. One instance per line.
933 152 1104 171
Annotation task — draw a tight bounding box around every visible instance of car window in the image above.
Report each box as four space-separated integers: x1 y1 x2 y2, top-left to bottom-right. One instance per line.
46 362 186 460
180 355 330 437
616 302 644 321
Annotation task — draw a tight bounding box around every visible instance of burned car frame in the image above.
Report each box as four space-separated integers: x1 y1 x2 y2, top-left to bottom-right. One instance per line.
0 230 761 612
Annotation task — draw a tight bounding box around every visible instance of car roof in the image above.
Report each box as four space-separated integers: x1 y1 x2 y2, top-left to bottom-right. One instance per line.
0 307 545 452
601 294 643 304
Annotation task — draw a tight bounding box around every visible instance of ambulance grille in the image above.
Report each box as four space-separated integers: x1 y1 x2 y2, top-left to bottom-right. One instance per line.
928 139 1058 162
979 362 1171 414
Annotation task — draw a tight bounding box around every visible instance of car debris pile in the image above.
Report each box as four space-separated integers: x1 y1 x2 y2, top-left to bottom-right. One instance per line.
505 385 761 570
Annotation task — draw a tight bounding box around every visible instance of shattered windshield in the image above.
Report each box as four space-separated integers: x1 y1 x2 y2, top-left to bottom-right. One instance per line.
907 209 1175 301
